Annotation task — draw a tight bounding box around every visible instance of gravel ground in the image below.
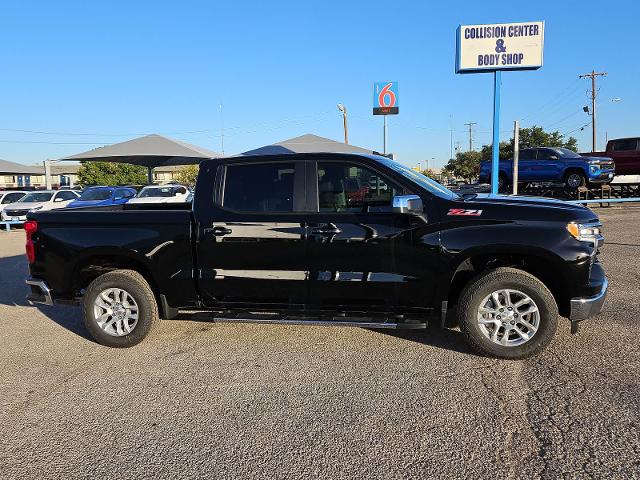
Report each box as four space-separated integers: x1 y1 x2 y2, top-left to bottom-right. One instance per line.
0 207 638 479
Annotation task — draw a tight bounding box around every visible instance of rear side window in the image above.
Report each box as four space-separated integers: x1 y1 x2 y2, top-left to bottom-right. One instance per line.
223 163 295 212
612 139 638 151
518 149 535 160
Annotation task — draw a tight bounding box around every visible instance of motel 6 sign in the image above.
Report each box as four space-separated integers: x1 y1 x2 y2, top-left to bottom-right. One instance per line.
373 82 399 115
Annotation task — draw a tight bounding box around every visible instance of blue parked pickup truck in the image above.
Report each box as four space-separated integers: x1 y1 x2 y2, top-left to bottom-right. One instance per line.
65 186 137 208
479 147 615 190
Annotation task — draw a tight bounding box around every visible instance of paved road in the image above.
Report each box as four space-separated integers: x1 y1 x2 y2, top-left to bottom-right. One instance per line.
1 209 639 479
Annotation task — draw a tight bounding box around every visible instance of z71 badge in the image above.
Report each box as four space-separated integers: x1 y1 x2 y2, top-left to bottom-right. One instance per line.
447 208 483 216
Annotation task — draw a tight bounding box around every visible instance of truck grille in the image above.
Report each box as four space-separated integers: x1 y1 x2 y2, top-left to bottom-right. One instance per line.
5 209 29 217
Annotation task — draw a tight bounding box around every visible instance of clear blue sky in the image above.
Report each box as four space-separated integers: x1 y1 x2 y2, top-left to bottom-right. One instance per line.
1 0 638 168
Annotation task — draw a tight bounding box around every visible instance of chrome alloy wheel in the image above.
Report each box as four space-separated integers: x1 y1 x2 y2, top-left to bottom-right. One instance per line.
477 289 540 347
567 173 583 188
93 288 139 337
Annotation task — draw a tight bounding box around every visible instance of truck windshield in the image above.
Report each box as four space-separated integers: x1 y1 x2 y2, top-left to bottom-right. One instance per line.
138 187 176 198
553 148 581 158
78 189 112 201
375 157 459 200
21 192 54 203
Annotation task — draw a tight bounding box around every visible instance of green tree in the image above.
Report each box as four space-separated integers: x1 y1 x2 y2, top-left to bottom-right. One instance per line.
174 164 199 187
77 162 147 186
420 168 439 180
480 125 578 161
443 151 483 182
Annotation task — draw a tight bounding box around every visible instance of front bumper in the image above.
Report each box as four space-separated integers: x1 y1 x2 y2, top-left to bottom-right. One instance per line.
1 213 27 221
25 277 53 306
569 277 608 323
587 172 615 183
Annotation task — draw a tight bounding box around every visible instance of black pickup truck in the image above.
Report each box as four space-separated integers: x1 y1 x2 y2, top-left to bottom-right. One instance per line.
24 153 608 359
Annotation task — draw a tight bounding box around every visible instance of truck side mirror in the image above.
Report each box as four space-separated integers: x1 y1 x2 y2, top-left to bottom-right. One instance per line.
549 155 559 160
392 195 423 214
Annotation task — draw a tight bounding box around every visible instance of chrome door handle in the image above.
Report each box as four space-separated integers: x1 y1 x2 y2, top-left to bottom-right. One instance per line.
204 226 233 236
311 225 342 235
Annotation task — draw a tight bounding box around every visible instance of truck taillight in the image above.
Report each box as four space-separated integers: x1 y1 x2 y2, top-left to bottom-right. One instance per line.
24 220 37 264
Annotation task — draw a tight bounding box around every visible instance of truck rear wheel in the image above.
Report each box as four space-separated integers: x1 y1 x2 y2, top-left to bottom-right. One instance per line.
82 269 159 348
457 267 558 359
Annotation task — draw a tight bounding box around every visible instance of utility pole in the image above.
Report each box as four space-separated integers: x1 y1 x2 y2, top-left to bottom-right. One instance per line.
449 115 454 159
579 70 607 151
464 121 477 151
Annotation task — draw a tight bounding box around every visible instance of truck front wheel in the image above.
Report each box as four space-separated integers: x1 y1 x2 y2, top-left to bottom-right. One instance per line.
458 268 558 359
565 171 586 189
82 269 160 348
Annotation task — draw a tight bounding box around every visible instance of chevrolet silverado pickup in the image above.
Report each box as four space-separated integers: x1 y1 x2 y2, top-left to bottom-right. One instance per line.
25 153 608 359
479 147 615 190
584 137 640 176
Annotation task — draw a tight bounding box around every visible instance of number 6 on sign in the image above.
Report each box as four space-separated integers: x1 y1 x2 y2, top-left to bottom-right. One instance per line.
373 82 399 115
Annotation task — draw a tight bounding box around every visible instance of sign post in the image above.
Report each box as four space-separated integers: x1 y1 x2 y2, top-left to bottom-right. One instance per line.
373 82 399 155
456 22 544 194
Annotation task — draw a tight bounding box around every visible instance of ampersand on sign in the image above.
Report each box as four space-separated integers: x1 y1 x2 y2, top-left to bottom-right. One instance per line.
495 39 507 53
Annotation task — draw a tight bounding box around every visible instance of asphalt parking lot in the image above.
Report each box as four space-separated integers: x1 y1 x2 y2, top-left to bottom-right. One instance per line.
1 207 639 479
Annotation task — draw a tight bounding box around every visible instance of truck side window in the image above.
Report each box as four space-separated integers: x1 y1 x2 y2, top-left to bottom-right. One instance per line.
612 139 638 151
317 162 401 213
519 149 534 160
223 162 295 212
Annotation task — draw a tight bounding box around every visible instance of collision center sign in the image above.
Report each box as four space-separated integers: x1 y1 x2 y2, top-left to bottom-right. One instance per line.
456 21 544 73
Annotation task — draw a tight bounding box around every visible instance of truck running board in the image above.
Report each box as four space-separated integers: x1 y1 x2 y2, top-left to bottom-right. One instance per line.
206 312 427 330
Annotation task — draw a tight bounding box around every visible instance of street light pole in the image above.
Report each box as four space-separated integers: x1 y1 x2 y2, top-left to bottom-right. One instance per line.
337 103 348 144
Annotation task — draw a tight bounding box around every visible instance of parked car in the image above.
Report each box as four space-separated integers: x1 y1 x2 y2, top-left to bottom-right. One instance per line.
479 147 615 190
2 190 79 221
584 137 640 176
127 185 191 204
0 191 28 214
66 186 136 208
24 152 607 359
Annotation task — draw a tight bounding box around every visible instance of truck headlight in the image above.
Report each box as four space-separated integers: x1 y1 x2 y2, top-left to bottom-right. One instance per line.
28 206 43 212
567 222 602 242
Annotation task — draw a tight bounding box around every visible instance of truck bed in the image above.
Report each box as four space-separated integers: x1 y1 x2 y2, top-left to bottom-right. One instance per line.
28 205 197 308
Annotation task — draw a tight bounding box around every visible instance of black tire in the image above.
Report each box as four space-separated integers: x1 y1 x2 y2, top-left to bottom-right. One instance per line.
564 170 586 189
82 269 159 348
458 267 558 359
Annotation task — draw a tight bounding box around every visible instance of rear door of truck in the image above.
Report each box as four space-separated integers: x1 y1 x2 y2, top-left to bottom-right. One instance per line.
194 158 309 308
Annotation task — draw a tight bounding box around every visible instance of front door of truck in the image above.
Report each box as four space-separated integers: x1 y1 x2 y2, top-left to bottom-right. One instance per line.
195 160 309 308
304 160 437 311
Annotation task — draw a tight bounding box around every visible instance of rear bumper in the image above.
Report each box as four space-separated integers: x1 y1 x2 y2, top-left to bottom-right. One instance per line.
25 277 53 306
569 277 608 322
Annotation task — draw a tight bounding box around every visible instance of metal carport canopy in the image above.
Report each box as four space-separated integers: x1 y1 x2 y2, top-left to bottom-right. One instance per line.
241 133 374 156
58 134 223 183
